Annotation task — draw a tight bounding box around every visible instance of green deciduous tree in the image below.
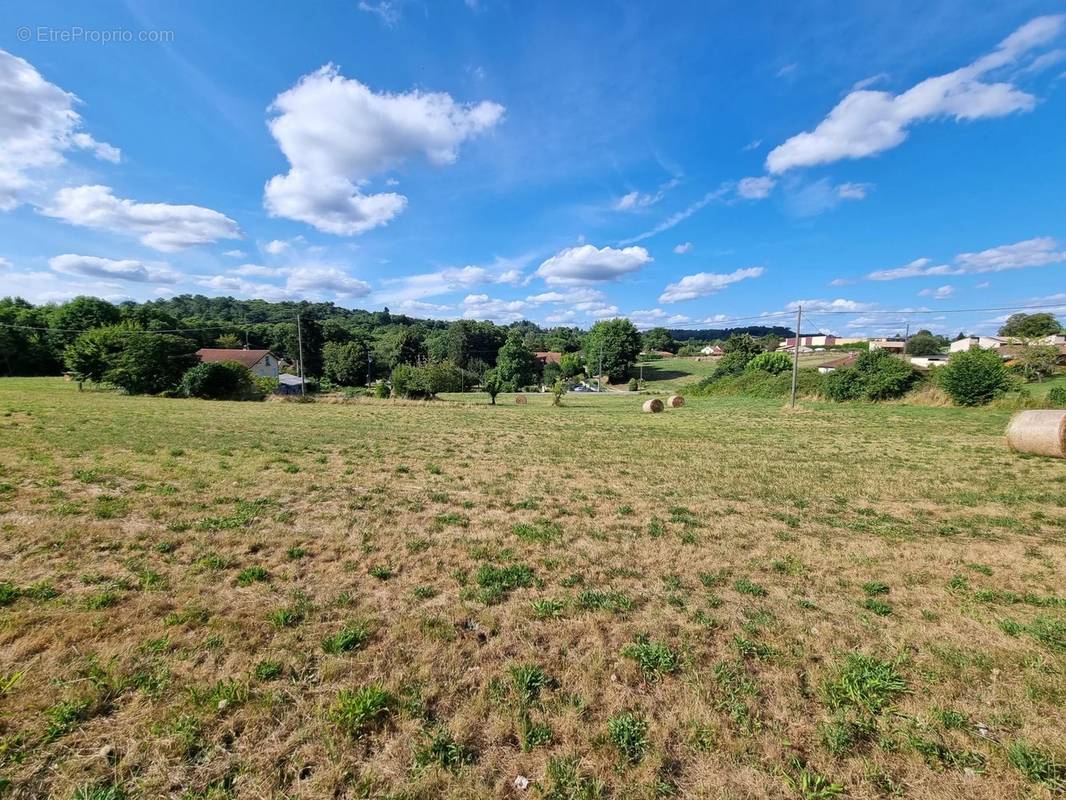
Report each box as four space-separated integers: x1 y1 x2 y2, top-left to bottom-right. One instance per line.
641 327 676 353
495 331 537 390
483 369 502 404
583 318 641 384
905 332 948 356
1010 345 1060 383
999 313 1062 339
322 340 371 386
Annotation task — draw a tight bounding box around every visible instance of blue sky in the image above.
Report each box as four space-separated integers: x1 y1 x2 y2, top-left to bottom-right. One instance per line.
1 1 1065 336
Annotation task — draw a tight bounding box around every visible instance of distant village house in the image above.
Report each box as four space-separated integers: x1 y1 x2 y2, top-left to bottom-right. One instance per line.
196 348 279 378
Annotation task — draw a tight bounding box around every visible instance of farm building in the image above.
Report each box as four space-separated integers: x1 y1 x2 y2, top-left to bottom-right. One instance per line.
869 339 906 353
196 348 279 378
700 345 724 356
817 353 859 373
949 336 1007 353
783 334 838 348
532 351 562 368
910 354 950 368
276 374 305 394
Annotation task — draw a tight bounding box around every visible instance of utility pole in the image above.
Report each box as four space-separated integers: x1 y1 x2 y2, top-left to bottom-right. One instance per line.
366 352 373 388
790 305 802 408
296 313 306 396
904 322 910 354
598 343 603 392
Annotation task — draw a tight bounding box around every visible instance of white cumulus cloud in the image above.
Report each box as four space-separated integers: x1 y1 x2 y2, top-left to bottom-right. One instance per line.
536 244 652 286
786 298 877 312
461 293 528 323
0 49 120 210
659 267 765 303
48 253 180 283
264 65 504 235
673 242 693 255
767 15 1065 173
41 185 241 252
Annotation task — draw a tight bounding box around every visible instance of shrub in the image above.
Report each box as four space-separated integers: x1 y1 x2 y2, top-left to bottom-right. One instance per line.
693 368 822 399
179 361 259 400
627 377 639 391
821 349 920 402
1048 385 1066 408
745 351 793 375
391 362 463 399
938 347 1014 406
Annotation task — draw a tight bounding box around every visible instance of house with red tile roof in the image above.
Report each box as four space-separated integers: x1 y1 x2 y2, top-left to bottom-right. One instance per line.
195 348 279 378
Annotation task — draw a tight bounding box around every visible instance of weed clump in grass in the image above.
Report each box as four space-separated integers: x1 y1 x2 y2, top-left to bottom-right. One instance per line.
530 597 567 619
518 712 553 751
539 756 604 800
733 578 768 597
823 654 907 715
861 598 892 616
781 758 844 799
368 564 392 581
862 581 889 596
330 684 394 738
413 728 476 772
621 636 680 681
474 563 534 604
1006 741 1065 791
0 582 19 606
576 588 631 614
45 698 92 738
322 621 371 654
510 664 552 704
253 660 283 681
235 566 269 586
607 712 649 764
512 518 562 544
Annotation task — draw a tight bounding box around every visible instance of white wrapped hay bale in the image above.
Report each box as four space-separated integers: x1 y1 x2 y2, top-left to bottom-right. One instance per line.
667 394 684 408
1006 410 1066 458
642 398 664 413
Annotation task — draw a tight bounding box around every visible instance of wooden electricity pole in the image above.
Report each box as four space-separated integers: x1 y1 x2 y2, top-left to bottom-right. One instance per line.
790 305 802 408
296 313 306 396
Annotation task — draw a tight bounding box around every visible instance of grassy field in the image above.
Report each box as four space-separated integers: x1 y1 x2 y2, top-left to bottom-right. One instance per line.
1 378 1064 800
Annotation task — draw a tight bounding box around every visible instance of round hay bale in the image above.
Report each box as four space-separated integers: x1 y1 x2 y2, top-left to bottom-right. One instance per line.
1006 410 1066 458
642 398 664 413
515 395 527 405
667 394 685 408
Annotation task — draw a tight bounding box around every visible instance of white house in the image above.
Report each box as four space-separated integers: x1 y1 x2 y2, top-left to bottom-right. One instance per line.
949 336 1006 353
699 345 724 356
869 339 906 353
195 348 280 378
910 355 950 369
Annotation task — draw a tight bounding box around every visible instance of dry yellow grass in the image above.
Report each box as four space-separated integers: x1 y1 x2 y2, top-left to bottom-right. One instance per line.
0 378 1063 799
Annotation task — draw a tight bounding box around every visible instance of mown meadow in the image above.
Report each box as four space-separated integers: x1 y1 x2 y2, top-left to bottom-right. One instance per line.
0 378 1063 799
